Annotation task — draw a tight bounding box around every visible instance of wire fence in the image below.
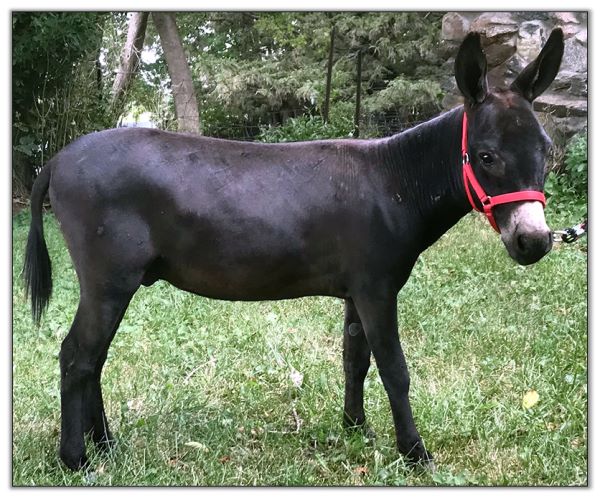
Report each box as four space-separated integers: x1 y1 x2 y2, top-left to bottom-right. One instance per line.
192 107 438 142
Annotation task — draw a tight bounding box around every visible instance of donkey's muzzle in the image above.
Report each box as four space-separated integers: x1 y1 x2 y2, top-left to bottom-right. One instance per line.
513 229 553 265
498 201 553 266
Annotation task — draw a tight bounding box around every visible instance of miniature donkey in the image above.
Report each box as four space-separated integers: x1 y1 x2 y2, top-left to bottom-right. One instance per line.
24 30 564 470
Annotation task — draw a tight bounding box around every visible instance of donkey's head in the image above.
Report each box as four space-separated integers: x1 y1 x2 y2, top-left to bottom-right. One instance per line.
455 29 564 265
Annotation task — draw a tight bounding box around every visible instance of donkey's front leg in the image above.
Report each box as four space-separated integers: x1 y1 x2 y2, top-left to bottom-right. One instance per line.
342 299 371 430
353 288 433 466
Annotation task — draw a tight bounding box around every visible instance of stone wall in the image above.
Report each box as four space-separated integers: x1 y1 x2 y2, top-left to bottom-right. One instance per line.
440 11 587 141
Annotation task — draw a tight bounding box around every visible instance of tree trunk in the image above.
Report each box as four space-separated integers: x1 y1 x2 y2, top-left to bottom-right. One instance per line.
111 12 149 110
323 25 336 124
152 12 201 134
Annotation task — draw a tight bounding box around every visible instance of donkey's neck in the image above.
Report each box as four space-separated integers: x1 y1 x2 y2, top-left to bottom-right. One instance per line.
378 106 472 249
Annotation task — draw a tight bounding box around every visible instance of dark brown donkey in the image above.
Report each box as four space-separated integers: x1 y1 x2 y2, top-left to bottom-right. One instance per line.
24 30 564 471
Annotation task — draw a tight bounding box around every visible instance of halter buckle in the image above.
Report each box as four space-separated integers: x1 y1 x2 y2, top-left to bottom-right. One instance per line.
462 152 470 165
480 196 492 208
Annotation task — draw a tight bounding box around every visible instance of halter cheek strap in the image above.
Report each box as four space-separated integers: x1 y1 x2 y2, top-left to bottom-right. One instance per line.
461 112 546 233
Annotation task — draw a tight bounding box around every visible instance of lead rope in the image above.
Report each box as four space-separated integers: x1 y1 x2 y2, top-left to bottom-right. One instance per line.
553 217 587 244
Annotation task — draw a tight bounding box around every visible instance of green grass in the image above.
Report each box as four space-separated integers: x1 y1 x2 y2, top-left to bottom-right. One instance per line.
12 209 587 486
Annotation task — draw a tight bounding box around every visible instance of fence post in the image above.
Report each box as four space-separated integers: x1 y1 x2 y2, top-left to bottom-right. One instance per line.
323 25 336 124
353 47 362 138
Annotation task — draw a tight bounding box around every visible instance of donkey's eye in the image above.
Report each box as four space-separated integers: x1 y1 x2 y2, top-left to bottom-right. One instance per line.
479 152 494 166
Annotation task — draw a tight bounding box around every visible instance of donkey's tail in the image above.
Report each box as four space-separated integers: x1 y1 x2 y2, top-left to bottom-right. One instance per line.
23 165 52 324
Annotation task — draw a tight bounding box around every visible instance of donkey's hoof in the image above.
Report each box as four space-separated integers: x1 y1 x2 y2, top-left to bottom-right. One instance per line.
60 450 89 471
402 441 435 471
346 424 377 441
411 452 436 473
93 430 116 452
343 415 376 440
94 435 116 453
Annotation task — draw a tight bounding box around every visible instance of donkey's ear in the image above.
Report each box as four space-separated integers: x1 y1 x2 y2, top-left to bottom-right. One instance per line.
455 32 488 106
510 28 564 102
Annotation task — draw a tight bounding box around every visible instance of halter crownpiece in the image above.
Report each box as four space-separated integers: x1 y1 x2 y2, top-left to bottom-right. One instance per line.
461 112 547 233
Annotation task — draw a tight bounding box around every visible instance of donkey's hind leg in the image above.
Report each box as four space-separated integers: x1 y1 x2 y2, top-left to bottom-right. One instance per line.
82 303 131 451
59 284 138 470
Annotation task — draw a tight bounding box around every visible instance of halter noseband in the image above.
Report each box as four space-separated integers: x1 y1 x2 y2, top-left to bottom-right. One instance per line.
461 112 546 233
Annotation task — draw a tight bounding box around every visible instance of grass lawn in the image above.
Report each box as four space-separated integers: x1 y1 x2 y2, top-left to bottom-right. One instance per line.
12 209 587 486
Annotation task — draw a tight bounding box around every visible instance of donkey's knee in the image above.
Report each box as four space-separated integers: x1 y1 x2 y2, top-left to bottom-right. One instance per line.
59 335 97 385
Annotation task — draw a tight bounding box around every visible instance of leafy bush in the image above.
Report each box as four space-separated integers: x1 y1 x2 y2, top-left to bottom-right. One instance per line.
363 77 443 113
258 115 353 143
545 133 588 219
12 12 112 194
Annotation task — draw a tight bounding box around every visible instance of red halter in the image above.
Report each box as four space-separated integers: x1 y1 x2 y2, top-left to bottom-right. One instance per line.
461 112 546 233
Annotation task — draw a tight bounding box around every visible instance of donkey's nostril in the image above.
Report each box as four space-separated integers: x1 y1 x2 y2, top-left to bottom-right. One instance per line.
517 233 527 252
512 230 551 265
516 230 553 257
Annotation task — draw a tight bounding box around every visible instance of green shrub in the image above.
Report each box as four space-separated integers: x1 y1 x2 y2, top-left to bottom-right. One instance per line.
545 133 587 219
363 77 443 113
12 12 111 194
258 115 353 143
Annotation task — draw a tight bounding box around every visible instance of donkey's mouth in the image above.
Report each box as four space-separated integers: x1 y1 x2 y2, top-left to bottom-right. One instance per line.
504 231 553 265
498 201 553 266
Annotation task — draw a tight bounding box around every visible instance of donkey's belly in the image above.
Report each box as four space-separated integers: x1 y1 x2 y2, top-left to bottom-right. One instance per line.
148 212 348 301
156 258 346 301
